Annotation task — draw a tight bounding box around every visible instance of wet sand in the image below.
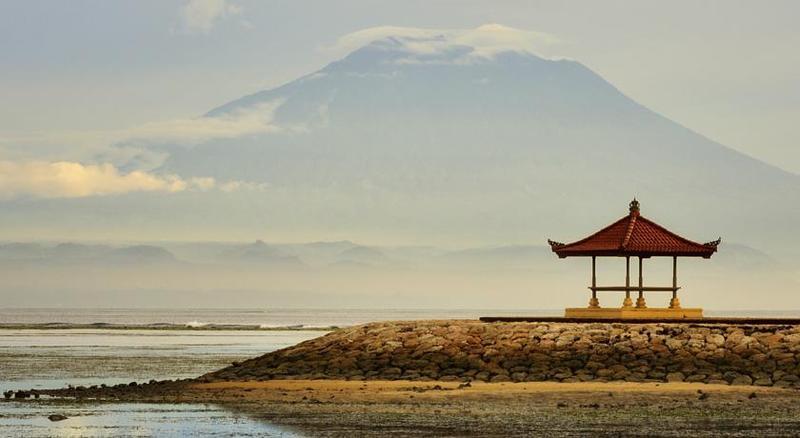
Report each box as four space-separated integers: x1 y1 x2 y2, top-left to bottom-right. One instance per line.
190 379 788 403
198 380 800 436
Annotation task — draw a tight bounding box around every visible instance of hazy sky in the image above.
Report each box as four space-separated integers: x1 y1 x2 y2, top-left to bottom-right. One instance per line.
0 0 798 173
0 1 798 309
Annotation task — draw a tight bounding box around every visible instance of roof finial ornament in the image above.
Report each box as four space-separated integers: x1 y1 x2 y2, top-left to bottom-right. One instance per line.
629 198 640 215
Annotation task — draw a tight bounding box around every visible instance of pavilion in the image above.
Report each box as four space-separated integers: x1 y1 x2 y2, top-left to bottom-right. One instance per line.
548 199 720 319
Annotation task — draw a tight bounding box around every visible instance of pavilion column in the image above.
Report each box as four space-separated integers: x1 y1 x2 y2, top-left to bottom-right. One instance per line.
669 256 681 309
636 257 646 308
589 256 599 308
622 256 633 308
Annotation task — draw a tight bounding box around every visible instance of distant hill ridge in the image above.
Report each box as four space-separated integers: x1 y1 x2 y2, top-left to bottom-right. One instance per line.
0 240 779 270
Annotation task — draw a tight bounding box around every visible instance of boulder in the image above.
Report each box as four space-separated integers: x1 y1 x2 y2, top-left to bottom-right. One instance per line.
666 372 685 383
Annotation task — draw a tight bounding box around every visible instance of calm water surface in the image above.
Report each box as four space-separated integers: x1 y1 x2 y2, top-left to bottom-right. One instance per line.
0 307 560 328
0 326 321 437
1 402 302 437
0 329 323 393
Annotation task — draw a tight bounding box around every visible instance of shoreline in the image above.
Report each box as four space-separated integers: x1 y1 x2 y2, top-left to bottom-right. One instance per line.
16 378 795 403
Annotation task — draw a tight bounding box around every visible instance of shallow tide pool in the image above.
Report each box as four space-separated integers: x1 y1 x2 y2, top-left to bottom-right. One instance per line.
0 328 324 392
0 401 303 437
0 328 323 436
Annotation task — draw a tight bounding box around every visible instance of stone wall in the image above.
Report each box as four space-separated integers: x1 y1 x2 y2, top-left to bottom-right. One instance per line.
204 321 800 388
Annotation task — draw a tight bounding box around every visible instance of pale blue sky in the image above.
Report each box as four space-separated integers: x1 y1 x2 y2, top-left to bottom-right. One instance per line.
0 0 798 172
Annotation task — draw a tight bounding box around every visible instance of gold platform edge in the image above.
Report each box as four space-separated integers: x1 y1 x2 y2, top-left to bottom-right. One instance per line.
565 307 703 319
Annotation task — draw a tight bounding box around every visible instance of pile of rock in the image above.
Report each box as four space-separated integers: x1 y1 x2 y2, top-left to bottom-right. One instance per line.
4 390 39 399
203 321 800 388
8 379 191 401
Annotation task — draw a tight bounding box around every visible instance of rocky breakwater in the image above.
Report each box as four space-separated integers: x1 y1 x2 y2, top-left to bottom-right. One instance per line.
203 321 800 388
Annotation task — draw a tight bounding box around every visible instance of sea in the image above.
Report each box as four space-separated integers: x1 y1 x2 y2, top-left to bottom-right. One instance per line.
1 307 797 437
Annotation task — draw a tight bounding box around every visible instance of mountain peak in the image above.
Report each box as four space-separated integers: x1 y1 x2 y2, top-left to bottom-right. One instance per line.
331 24 559 66
205 24 577 119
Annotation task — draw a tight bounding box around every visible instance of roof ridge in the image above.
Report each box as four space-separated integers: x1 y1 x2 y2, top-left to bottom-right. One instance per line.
621 214 637 249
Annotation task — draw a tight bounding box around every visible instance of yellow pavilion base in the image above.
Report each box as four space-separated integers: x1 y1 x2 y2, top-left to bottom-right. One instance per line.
565 307 703 319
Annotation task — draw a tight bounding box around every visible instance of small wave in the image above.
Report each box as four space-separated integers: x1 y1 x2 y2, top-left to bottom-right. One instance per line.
302 324 339 329
259 324 306 329
0 322 338 331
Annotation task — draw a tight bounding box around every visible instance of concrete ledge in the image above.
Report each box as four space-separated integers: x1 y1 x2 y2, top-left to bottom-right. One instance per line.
565 307 703 319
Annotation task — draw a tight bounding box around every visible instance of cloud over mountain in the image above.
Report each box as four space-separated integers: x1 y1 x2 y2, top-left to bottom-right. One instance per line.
0 161 210 199
0 159 268 200
0 99 284 170
179 0 242 34
332 24 560 62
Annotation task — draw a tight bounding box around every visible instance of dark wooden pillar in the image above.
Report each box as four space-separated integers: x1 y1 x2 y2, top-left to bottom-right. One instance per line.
636 256 646 308
625 256 630 290
670 256 680 308
672 256 677 288
623 256 632 307
589 256 599 308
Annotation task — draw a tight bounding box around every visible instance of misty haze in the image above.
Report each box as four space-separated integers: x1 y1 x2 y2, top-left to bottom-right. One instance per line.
1 23 798 310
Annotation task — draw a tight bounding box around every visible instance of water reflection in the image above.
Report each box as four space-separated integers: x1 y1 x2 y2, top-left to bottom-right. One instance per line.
0 328 321 436
0 329 323 393
1 401 305 437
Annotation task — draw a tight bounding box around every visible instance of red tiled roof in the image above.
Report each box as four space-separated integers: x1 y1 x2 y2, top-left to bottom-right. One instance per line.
548 199 720 258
